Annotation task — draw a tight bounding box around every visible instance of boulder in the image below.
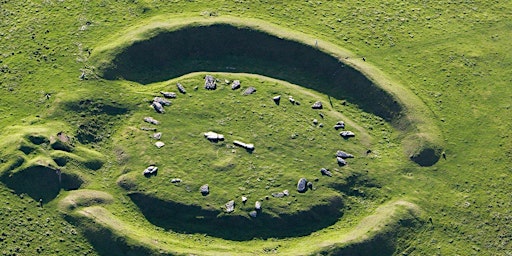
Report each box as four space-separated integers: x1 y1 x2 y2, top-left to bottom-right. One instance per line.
177 83 186 94
297 178 308 193
144 117 160 125
313 119 318 125
337 157 347 166
143 165 158 175
307 182 313 190
320 168 332 177
231 80 241 90
249 210 258 218
160 91 177 98
200 184 209 196
334 121 345 130
273 95 281 105
243 86 256 95
153 97 171 106
153 132 162 140
225 200 235 213
171 178 182 183
255 201 262 210
233 140 254 151
155 141 165 148
340 131 356 138
204 131 224 142
312 101 323 109
336 150 354 159
204 75 216 90
151 101 165 113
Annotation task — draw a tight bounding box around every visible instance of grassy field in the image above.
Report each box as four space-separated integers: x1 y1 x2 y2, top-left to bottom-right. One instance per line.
0 0 511 255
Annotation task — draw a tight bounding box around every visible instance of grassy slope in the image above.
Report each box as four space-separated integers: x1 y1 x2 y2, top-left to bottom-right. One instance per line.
0 0 510 255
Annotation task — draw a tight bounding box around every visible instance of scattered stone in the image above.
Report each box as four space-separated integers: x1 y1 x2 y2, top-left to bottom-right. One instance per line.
177 83 186 94
336 150 354 159
204 131 224 142
144 117 159 125
143 165 158 176
273 95 281 105
283 190 289 196
151 101 165 113
231 80 241 90
160 91 176 98
200 184 209 196
319 113 324 119
319 123 324 128
334 121 345 130
171 178 182 183
297 178 308 193
337 157 347 166
249 210 258 218
141 127 157 131
313 119 318 125
272 192 285 198
225 200 235 213
307 182 313 190
233 140 255 151
255 201 262 210
312 101 323 109
340 131 355 138
204 75 216 90
242 196 248 204
155 141 165 148
243 86 256 95
289 96 295 104
320 168 332 177
153 97 171 106
153 132 162 140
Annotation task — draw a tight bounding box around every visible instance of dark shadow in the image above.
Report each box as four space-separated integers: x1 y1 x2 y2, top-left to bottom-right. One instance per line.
101 24 402 122
410 147 441 167
128 192 344 241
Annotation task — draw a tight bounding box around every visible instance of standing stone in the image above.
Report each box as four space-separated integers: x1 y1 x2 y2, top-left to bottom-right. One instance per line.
242 196 248 204
200 184 209 196
153 132 162 140
225 200 235 213
151 101 165 113
231 80 241 90
313 119 318 125
334 121 345 130
204 75 217 90
297 178 308 193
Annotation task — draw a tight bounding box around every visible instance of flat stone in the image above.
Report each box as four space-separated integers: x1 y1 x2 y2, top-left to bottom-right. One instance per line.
340 131 355 138
143 116 159 125
297 178 308 193
320 168 332 177
312 101 323 109
231 80 241 90
243 86 256 95
155 141 165 148
160 91 177 98
337 157 347 166
225 200 235 213
153 97 171 106
249 210 258 218
204 131 224 141
336 150 354 159
233 140 254 151
200 184 209 196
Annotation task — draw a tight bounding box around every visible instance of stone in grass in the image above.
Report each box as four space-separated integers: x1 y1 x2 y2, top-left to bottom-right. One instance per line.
155 141 165 148
249 210 258 218
307 181 313 190
283 190 289 196
153 97 171 106
231 80 241 90
297 178 308 193
233 140 254 151
204 131 224 142
151 101 165 113
225 200 235 213
242 196 248 204
273 95 281 105
143 165 158 176
313 119 318 125
153 132 162 140
177 83 186 94
255 201 262 210
143 117 159 125
204 75 216 90
289 96 295 104
337 157 347 166
334 121 345 130
171 178 182 183
340 131 355 138
272 192 285 198
200 184 209 196
160 91 176 98
312 101 323 109
336 150 354 159
320 168 332 177
243 86 256 95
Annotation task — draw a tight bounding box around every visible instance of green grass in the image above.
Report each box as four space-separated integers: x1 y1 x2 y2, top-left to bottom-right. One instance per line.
0 0 511 255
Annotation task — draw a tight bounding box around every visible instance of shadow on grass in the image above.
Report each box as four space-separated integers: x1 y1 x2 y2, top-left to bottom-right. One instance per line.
128 192 344 241
101 24 402 122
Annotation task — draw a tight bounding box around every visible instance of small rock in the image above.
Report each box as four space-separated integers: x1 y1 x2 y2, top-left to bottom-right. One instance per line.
177 83 186 94
171 178 182 183
144 116 160 125
204 75 216 90
160 91 176 98
141 127 157 131
242 196 248 203
320 168 332 177
155 141 165 148
143 165 158 176
336 150 354 159
283 190 289 196
334 121 345 130
312 101 323 109
249 210 257 218
340 131 355 138
233 140 254 151
273 95 281 105
204 131 224 142
255 201 262 210
243 86 256 95
313 119 318 125
319 113 324 119
272 192 285 198
231 80 241 90
319 123 324 128
297 178 308 193
225 200 235 213
200 184 209 196
289 96 295 104
307 182 313 190
153 97 171 106
337 157 347 166
153 132 162 140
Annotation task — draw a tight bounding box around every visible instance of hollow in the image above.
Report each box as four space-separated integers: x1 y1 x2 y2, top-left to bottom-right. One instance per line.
101 24 402 122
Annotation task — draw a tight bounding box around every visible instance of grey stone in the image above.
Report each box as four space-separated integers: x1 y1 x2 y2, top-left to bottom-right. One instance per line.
337 157 347 166
340 131 355 138
225 200 235 213
153 97 171 106
204 131 224 141
249 210 258 218
297 178 308 193
283 190 289 196
171 178 182 183
143 165 158 175
320 168 332 177
312 101 323 109
200 184 209 196
242 196 248 203
155 141 165 148
255 201 262 210
334 121 345 130
272 192 285 198
243 86 256 95
151 101 164 113
204 75 216 90
143 117 159 125
273 95 281 105
160 91 177 98
307 182 313 190
153 132 162 140
336 150 354 159
289 96 295 104
233 140 254 151
231 80 241 90
177 83 186 94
